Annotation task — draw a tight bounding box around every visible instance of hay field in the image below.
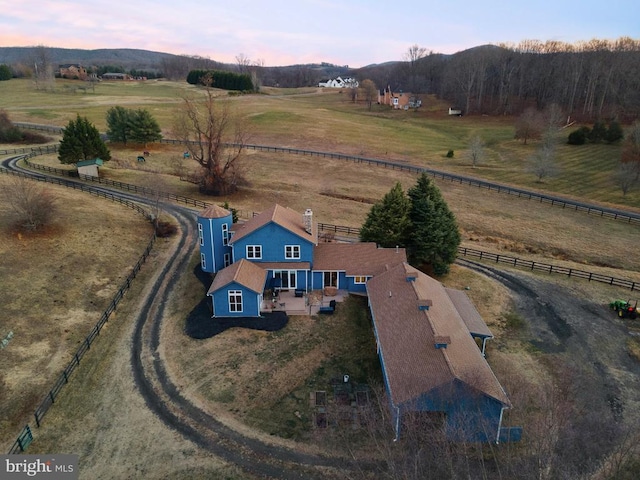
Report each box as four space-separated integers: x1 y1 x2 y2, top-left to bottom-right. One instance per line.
0 175 153 444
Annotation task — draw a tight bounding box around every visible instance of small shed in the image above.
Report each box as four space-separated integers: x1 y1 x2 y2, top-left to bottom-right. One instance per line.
76 158 103 177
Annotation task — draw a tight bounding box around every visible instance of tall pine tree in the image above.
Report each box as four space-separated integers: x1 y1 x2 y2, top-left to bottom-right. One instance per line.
58 115 111 164
407 173 460 275
106 106 132 144
360 174 461 275
129 109 162 147
359 182 411 247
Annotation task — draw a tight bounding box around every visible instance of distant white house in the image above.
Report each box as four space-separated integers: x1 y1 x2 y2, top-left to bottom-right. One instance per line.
318 76 358 88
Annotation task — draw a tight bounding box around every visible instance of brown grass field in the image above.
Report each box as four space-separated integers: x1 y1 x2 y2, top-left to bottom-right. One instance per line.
0 176 153 442
1 79 640 477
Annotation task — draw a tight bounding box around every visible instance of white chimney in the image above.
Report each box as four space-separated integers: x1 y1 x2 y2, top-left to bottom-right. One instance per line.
303 208 313 234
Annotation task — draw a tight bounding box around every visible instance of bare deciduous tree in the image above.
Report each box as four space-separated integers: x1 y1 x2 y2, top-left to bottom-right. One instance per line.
468 135 485 168
614 161 638 196
621 121 640 181
2 177 57 231
526 141 559 182
360 79 378 110
515 107 544 145
173 85 248 196
30 45 55 91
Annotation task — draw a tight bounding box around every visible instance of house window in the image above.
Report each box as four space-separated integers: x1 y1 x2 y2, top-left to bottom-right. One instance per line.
198 223 204 246
246 245 262 259
229 290 242 312
224 253 231 268
324 271 338 288
285 245 300 259
354 276 367 284
200 253 206 269
222 223 229 246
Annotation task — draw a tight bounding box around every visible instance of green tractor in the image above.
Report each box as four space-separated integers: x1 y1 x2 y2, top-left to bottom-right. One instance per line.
609 299 639 319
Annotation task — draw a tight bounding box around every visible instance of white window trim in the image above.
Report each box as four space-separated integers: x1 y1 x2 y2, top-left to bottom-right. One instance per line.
200 253 206 269
228 290 243 313
198 223 204 246
246 245 262 259
323 271 338 288
284 245 301 259
224 253 231 268
354 276 367 284
222 223 229 246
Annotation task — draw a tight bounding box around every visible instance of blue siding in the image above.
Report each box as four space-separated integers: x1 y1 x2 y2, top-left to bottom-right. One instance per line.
232 223 314 263
399 380 505 443
198 213 232 273
209 282 261 317
265 269 309 291
344 276 368 293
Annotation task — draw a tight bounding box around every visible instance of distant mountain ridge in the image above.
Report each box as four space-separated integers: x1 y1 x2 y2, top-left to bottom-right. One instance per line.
0 47 181 70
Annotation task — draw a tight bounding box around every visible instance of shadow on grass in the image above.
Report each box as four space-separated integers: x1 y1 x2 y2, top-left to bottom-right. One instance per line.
184 265 289 339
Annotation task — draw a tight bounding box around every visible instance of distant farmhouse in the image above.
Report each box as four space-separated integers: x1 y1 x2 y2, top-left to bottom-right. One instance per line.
318 76 359 88
100 72 131 80
197 203 518 442
58 64 87 80
378 85 421 109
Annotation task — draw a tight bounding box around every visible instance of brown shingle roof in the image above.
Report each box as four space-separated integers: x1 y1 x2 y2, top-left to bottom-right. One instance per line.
199 204 231 219
445 288 493 338
229 204 317 245
367 262 510 407
207 259 266 295
313 243 406 275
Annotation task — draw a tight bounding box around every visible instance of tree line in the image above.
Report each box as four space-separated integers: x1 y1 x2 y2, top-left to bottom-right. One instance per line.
186 69 254 91
357 37 640 121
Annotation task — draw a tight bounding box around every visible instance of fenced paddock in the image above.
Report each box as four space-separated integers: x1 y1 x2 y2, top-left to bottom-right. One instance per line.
1 161 157 454
12 122 640 227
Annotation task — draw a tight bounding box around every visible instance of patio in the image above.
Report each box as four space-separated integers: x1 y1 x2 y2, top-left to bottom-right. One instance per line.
261 288 348 316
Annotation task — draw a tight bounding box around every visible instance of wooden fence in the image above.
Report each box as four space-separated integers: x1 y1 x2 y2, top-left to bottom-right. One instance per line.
10 156 640 293
12 121 640 227
457 247 639 291
1 164 157 454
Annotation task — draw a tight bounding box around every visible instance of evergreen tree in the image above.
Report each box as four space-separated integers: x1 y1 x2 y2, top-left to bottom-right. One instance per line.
58 115 111 164
128 109 162 146
605 120 624 144
588 120 607 143
359 182 411 247
106 106 132 144
0 64 12 81
406 173 461 275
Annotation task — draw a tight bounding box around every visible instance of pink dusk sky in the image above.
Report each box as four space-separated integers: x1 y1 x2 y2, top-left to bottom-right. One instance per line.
0 0 638 67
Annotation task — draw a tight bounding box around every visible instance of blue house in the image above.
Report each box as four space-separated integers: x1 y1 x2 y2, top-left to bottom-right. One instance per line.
197 205 233 274
229 204 316 292
366 262 512 442
207 259 267 317
198 203 516 442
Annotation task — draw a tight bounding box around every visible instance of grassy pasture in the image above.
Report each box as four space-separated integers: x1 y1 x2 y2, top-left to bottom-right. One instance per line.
1 77 638 209
0 175 153 445
2 78 640 473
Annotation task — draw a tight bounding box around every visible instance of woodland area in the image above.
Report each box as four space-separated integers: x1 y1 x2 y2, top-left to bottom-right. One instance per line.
359 38 640 121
